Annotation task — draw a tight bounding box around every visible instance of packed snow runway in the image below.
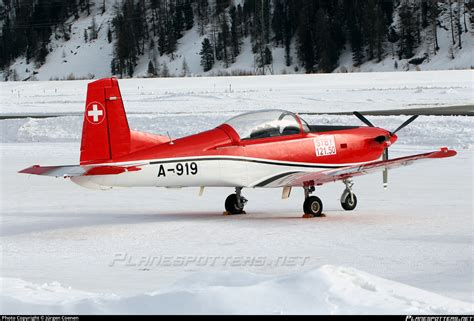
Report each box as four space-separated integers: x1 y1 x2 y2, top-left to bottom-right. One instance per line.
0 72 473 314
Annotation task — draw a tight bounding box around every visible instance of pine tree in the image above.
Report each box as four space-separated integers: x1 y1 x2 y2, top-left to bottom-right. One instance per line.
314 8 336 73
374 4 387 62
197 0 209 35
456 0 462 49
90 17 98 41
107 28 112 43
111 58 117 76
200 38 214 72
173 3 185 40
264 46 273 66
296 1 316 73
283 1 293 67
364 0 377 61
448 0 456 47
84 29 88 43
219 14 231 67
387 26 399 58
184 1 194 30
429 1 440 52
230 6 241 61
36 43 48 65
398 1 416 59
272 0 284 45
167 18 178 57
262 0 271 44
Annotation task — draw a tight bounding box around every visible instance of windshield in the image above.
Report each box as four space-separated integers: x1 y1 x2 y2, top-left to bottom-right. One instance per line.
225 110 302 140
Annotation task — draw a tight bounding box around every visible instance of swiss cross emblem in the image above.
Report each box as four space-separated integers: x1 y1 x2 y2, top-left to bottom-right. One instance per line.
86 102 105 125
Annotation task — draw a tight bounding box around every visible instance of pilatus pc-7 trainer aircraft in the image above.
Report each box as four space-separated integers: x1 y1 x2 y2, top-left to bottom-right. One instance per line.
20 78 456 218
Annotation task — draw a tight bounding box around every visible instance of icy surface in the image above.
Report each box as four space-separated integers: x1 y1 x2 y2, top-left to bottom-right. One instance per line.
0 72 473 314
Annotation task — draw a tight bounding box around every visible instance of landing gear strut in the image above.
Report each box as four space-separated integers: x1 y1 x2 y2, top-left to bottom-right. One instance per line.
224 187 248 215
302 186 323 218
340 179 357 211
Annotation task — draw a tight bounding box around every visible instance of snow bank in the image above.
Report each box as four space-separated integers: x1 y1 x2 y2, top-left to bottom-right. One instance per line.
1 265 472 314
1 71 473 115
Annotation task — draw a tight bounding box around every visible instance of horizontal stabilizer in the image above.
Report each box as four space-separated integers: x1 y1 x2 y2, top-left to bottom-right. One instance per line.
19 164 142 178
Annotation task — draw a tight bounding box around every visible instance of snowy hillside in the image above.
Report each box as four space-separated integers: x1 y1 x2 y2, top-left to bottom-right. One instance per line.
1 0 473 81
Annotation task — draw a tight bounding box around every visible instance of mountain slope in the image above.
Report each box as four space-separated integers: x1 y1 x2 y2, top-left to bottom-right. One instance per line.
1 0 473 81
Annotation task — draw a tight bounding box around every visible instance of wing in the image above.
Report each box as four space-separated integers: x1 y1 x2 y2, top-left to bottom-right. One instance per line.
254 148 457 188
18 164 143 177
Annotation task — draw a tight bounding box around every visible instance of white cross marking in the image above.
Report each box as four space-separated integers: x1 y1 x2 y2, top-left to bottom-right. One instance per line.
87 104 103 122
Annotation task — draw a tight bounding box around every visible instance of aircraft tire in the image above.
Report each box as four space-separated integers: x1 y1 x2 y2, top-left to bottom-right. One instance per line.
303 196 323 216
341 193 357 211
225 193 245 214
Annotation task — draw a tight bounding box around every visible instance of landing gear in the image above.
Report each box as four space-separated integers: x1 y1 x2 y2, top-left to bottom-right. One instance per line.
302 186 324 218
341 179 357 211
224 187 247 215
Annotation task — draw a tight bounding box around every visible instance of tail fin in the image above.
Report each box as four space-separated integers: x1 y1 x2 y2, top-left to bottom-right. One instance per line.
80 78 131 164
81 78 171 164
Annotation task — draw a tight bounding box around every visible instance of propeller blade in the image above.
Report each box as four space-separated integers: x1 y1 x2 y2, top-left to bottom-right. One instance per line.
392 115 419 135
353 112 375 127
383 148 388 189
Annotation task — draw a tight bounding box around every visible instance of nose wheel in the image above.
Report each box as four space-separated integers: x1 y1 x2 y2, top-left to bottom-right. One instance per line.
302 186 324 218
341 179 357 211
224 187 247 215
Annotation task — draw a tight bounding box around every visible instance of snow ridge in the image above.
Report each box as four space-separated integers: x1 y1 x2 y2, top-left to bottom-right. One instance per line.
1 265 472 314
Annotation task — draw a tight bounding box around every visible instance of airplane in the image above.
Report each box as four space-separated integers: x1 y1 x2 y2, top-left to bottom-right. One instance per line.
19 78 457 218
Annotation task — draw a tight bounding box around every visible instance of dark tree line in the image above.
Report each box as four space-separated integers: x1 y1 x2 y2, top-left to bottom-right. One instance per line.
1 0 471 77
0 0 94 72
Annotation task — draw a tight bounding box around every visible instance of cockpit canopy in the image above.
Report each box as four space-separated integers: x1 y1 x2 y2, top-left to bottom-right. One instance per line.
224 109 308 140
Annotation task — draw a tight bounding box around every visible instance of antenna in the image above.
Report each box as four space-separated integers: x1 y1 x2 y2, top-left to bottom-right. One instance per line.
167 131 174 145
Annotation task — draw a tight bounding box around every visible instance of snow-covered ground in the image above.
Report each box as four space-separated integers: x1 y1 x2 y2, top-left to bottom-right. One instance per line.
0 72 473 314
1 70 473 116
2 265 472 314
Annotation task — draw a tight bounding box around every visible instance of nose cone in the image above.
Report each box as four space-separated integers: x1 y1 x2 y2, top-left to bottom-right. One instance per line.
389 132 397 146
373 129 397 147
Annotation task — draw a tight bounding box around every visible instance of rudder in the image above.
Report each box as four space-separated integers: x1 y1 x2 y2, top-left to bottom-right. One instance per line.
80 78 131 164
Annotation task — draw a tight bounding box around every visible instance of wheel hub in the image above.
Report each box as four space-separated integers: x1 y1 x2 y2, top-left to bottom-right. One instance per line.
311 202 320 213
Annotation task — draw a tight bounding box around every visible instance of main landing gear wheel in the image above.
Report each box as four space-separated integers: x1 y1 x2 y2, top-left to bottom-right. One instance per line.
302 186 324 218
341 179 357 211
303 196 323 218
224 187 247 215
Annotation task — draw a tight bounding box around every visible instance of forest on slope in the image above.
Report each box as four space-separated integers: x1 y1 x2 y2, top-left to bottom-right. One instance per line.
0 0 472 81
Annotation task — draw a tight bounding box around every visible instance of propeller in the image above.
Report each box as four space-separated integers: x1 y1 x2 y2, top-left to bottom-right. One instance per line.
391 115 419 135
353 111 375 127
353 112 419 189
